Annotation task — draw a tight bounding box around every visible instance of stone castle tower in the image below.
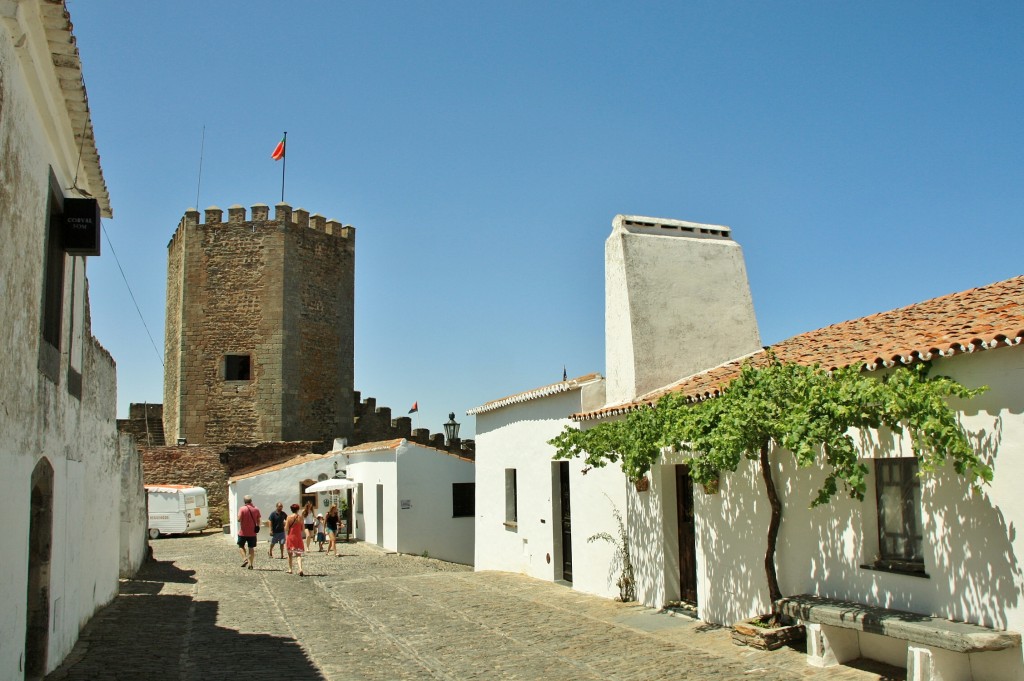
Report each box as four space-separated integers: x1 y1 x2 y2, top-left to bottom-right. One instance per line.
163 203 355 446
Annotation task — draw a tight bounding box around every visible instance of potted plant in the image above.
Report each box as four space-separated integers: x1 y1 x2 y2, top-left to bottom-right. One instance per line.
731 614 804 650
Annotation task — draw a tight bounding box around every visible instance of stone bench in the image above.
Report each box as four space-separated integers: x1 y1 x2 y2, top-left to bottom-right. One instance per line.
776 595 1021 681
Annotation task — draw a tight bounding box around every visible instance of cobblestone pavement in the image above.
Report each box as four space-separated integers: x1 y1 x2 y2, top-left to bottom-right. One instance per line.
46 533 904 681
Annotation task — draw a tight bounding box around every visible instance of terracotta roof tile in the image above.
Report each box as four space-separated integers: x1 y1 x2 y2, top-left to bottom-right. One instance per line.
228 437 473 480
229 453 327 482
344 438 475 464
576 275 1024 421
342 439 405 454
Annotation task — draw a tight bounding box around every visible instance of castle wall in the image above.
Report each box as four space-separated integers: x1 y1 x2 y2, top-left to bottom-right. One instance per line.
141 440 324 526
116 403 164 446
130 391 473 530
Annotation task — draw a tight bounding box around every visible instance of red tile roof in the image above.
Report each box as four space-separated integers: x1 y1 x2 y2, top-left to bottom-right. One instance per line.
229 439 473 480
145 484 205 492
229 453 329 482
342 439 405 454
343 438 475 463
576 275 1024 421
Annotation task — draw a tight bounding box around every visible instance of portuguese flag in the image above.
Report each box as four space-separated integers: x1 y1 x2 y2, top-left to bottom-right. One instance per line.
271 136 286 161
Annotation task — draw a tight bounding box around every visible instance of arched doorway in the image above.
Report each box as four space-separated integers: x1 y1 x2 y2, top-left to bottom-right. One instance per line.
299 479 317 511
25 458 54 678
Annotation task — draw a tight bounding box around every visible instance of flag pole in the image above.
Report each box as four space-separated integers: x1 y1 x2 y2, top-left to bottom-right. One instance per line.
195 124 205 209
280 131 287 203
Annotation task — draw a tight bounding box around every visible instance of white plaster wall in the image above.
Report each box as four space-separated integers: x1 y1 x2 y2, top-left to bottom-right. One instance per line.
685 345 1024 647
628 452 687 611
64 334 122 644
692 451 774 625
346 450 400 551
1 23 52 675
118 433 148 578
0 6 127 676
473 386 625 601
394 444 476 565
568 460 628 600
474 391 585 579
604 217 761 405
14 316 123 673
227 453 347 538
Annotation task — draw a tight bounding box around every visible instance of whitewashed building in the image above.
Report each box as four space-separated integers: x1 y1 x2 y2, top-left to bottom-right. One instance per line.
471 215 761 599
1 1 146 678
469 374 627 597
228 439 476 565
346 439 476 565
578 276 1024 679
475 211 1024 678
227 451 351 538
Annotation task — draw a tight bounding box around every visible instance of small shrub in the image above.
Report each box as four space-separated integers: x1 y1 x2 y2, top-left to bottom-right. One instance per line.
588 497 634 602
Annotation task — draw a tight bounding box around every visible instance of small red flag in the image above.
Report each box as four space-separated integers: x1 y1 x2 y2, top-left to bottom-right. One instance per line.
271 137 286 161
408 401 418 414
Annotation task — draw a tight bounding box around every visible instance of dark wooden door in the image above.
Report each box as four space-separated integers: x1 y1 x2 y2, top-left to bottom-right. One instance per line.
676 465 698 604
559 461 573 582
299 479 317 513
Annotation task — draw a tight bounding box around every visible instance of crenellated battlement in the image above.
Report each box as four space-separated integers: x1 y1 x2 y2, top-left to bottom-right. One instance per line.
171 202 355 243
351 391 475 459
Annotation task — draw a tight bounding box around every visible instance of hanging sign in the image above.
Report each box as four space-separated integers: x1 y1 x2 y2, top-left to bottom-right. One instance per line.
63 198 101 256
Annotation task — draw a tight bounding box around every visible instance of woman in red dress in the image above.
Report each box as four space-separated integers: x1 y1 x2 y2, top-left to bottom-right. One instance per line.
284 503 305 576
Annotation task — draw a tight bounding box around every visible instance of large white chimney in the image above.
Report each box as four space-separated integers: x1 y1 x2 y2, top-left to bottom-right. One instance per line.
604 215 761 406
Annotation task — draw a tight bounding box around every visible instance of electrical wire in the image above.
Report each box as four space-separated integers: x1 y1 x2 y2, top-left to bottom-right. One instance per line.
100 221 164 368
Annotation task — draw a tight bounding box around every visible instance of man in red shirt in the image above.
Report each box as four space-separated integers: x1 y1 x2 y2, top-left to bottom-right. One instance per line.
237 495 262 569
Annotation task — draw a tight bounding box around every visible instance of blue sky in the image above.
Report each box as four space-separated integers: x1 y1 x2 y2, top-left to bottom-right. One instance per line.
70 2 1023 437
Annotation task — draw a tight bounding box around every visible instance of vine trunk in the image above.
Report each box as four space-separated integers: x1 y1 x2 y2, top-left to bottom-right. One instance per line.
759 442 783 613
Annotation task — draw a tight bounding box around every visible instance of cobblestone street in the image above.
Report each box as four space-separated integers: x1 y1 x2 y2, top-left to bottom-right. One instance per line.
46 533 903 680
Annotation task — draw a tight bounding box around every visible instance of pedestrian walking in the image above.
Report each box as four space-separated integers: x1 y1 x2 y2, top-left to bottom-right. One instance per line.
237 495 261 570
267 501 287 559
303 501 316 549
325 504 340 556
284 503 305 576
315 513 326 551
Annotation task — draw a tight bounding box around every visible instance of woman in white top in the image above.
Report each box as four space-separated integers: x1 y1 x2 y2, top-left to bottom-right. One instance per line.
302 501 316 549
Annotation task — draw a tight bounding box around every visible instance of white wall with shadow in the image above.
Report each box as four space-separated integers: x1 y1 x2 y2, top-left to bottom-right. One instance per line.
665 344 1024 660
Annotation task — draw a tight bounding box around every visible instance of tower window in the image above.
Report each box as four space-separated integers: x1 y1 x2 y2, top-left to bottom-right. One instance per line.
224 354 251 381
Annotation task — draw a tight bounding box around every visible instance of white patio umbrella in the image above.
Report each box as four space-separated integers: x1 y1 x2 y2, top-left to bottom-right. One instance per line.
305 478 358 542
304 478 358 493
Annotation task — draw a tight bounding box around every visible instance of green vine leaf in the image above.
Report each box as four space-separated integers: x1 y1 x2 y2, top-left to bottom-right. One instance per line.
549 355 990 507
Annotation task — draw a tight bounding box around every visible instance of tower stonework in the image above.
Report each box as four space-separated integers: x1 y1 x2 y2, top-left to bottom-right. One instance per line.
164 203 355 446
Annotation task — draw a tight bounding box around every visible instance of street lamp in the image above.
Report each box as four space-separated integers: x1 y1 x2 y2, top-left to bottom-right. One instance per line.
443 412 460 445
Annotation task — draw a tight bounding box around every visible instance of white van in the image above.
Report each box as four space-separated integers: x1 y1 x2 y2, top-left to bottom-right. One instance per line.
146 485 210 539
